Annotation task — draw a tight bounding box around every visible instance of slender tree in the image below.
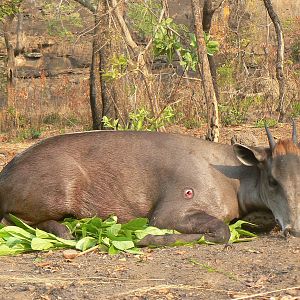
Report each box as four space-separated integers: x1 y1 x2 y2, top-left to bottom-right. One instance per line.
202 0 225 102
0 1 22 107
263 0 285 122
73 0 114 129
191 0 220 142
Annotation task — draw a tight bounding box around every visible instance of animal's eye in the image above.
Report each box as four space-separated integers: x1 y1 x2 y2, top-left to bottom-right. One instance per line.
268 177 278 188
184 188 194 199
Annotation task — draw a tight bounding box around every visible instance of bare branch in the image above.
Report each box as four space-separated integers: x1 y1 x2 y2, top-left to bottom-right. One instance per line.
111 0 138 52
73 0 96 13
263 0 285 121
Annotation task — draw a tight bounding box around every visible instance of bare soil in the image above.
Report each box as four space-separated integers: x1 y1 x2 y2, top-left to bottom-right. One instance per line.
0 123 299 300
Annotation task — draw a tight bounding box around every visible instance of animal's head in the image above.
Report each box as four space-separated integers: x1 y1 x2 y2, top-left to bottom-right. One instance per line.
233 122 300 237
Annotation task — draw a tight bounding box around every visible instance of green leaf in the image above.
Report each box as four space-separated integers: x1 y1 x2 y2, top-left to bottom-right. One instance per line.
125 247 143 255
55 237 77 247
5 236 30 248
230 220 256 229
112 240 135 250
35 228 55 239
9 214 36 235
1 226 35 241
122 218 148 230
108 244 120 255
103 215 118 226
236 229 257 237
229 220 257 243
0 244 27 256
76 237 97 251
106 224 122 237
135 226 178 240
101 237 110 247
31 238 54 251
197 236 215 245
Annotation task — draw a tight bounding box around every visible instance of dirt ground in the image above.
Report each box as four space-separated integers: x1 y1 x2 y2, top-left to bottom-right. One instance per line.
0 123 299 300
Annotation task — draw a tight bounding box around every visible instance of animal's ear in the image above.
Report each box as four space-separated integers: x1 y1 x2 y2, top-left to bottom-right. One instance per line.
233 144 268 166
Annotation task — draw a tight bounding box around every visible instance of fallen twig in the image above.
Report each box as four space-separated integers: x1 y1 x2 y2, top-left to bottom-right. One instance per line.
233 285 300 299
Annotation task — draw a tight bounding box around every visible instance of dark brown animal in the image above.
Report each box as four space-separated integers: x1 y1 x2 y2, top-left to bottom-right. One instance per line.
0 124 299 244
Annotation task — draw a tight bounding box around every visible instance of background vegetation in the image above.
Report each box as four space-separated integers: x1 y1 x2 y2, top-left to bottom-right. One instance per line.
0 0 299 140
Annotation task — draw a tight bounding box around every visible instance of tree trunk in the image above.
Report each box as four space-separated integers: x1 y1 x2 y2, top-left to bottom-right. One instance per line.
15 12 24 56
111 0 158 116
202 0 225 103
88 3 102 130
89 36 101 130
3 15 15 108
98 0 116 123
191 0 219 142
73 0 114 129
263 0 285 122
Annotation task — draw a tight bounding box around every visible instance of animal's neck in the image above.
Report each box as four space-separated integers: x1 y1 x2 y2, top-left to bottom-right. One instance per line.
238 168 267 215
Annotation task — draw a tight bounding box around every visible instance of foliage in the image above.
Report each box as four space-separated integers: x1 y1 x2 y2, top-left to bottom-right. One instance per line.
42 3 83 37
42 113 80 127
64 216 176 254
229 220 257 243
219 96 254 126
153 18 183 62
153 18 219 71
17 127 42 140
291 39 300 63
102 106 175 131
217 63 235 87
127 0 162 38
219 104 246 126
0 215 175 256
0 214 76 256
127 1 219 71
204 32 220 56
5 107 42 140
255 118 277 128
0 215 256 256
0 0 22 21
291 102 300 118
183 118 203 129
103 54 128 81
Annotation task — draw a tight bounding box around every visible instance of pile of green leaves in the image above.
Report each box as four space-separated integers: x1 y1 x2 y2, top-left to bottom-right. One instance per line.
63 216 176 255
0 215 76 256
0 215 256 256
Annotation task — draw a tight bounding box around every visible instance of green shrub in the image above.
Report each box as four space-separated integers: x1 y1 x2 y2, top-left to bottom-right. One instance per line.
255 118 277 128
219 105 246 126
17 128 42 141
291 102 300 118
43 113 61 125
217 63 235 87
102 107 175 131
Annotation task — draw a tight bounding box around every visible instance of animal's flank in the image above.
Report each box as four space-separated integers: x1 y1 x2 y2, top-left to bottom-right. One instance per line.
272 139 300 157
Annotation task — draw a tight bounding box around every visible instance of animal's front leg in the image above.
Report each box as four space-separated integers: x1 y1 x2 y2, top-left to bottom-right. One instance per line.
149 210 230 244
36 220 73 239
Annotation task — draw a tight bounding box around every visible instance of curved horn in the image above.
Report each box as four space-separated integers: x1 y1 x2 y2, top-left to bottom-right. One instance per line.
292 119 297 144
265 123 276 150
